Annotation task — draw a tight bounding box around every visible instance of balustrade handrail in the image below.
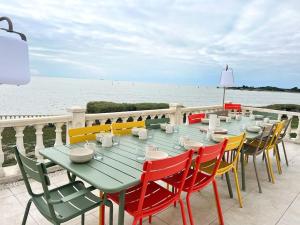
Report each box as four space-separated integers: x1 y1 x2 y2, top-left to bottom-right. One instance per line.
0 115 72 128
242 106 300 117
181 105 223 113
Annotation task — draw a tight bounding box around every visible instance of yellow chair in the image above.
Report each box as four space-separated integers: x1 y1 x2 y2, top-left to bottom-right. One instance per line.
264 121 285 183
112 121 145 136
69 124 111 144
202 133 246 208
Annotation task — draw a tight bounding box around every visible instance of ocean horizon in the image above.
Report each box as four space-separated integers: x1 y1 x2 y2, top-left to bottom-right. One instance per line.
2 76 300 115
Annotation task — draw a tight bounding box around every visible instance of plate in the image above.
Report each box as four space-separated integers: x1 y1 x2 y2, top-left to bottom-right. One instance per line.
211 134 228 142
201 118 209 124
69 147 94 163
246 125 261 133
146 151 168 160
183 139 203 150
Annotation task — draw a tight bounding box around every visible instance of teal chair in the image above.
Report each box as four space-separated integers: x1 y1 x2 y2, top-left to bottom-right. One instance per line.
145 118 170 129
14 147 113 225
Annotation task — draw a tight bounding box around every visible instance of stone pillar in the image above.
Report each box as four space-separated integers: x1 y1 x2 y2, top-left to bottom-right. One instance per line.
169 103 184 125
295 116 300 143
67 106 86 144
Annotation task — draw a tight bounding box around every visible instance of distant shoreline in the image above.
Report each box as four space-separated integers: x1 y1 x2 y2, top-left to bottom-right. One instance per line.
227 86 300 93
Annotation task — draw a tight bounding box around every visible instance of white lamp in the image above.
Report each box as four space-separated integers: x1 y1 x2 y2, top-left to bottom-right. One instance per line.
219 65 234 106
0 17 30 85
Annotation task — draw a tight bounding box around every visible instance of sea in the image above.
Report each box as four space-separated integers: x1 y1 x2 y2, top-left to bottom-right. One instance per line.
1 76 300 115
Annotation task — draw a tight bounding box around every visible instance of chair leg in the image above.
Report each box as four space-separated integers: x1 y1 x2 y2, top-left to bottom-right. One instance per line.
186 193 195 225
212 180 224 225
132 218 138 225
149 215 152 223
233 167 243 208
99 191 105 225
106 199 114 225
264 151 271 182
139 218 143 225
225 172 233 198
253 157 262 193
282 141 289 166
22 199 32 225
178 198 187 225
265 150 275 183
81 214 85 225
275 145 282 175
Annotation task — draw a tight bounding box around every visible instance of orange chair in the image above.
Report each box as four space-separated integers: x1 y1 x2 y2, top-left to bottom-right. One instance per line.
163 140 228 225
108 150 193 225
188 113 206 124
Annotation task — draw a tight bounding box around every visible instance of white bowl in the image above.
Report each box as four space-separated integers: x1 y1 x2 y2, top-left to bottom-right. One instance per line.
255 115 264 120
213 128 228 134
201 118 209 124
69 147 94 163
146 150 168 160
183 139 203 150
211 134 228 142
246 125 261 133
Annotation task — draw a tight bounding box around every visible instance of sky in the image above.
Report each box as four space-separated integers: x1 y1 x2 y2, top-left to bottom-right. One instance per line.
0 0 300 88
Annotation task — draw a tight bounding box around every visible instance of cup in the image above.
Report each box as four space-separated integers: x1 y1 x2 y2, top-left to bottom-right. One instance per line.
209 114 217 130
166 124 174 134
102 134 113 147
138 128 148 140
226 117 231 123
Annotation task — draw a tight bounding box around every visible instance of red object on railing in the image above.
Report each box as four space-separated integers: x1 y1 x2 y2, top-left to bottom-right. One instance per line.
188 113 206 124
163 140 228 225
224 103 241 111
108 150 194 225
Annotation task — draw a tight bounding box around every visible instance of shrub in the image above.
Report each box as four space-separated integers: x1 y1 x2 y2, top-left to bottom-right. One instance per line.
87 101 169 113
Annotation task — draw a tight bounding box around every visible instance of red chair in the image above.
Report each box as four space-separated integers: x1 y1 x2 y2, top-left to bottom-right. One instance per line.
224 103 241 111
163 140 228 225
188 113 206 124
108 150 194 225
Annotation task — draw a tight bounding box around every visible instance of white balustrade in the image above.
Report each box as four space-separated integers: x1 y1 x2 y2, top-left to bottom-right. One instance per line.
295 116 300 143
34 125 45 161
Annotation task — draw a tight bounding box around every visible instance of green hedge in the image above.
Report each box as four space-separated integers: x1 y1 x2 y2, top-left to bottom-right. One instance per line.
87 101 169 113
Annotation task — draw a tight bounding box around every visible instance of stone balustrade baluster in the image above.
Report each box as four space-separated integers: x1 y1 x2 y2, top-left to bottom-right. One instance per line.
285 115 293 141
34 125 45 161
295 116 300 143
54 123 64 147
0 128 4 177
15 126 26 154
86 120 94 127
277 113 283 121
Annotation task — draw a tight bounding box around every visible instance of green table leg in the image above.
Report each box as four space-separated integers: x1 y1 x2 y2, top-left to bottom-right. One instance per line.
225 172 233 198
241 150 246 191
118 190 126 225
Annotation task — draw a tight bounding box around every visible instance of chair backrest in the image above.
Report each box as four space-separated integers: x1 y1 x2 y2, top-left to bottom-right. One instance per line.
112 121 145 136
69 124 111 144
224 133 246 165
191 140 228 191
224 103 241 111
280 118 292 139
252 124 275 154
269 121 285 146
188 113 205 124
137 150 193 213
14 147 58 220
145 118 170 129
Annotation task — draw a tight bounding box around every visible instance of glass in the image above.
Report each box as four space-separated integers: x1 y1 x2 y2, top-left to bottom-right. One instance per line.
112 135 120 146
136 146 146 161
147 129 154 139
173 125 179 133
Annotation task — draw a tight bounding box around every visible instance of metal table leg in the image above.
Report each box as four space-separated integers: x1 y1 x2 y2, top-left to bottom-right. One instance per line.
118 190 126 225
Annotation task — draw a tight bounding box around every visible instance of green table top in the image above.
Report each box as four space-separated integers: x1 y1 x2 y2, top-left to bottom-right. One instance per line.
40 117 259 193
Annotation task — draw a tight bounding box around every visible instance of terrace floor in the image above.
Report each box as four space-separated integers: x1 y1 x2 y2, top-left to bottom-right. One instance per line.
0 141 299 225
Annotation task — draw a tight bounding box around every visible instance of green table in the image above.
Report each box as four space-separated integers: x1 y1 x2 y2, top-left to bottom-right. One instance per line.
40 117 259 225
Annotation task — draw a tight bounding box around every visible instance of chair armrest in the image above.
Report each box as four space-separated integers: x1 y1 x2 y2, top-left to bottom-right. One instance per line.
49 186 96 204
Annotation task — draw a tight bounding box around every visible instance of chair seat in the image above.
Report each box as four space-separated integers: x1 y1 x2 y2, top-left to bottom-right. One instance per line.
201 160 232 175
108 181 175 217
163 168 211 192
33 181 101 223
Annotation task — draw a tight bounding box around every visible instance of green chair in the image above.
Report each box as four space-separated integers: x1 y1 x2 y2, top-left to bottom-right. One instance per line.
14 147 113 225
145 118 170 129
